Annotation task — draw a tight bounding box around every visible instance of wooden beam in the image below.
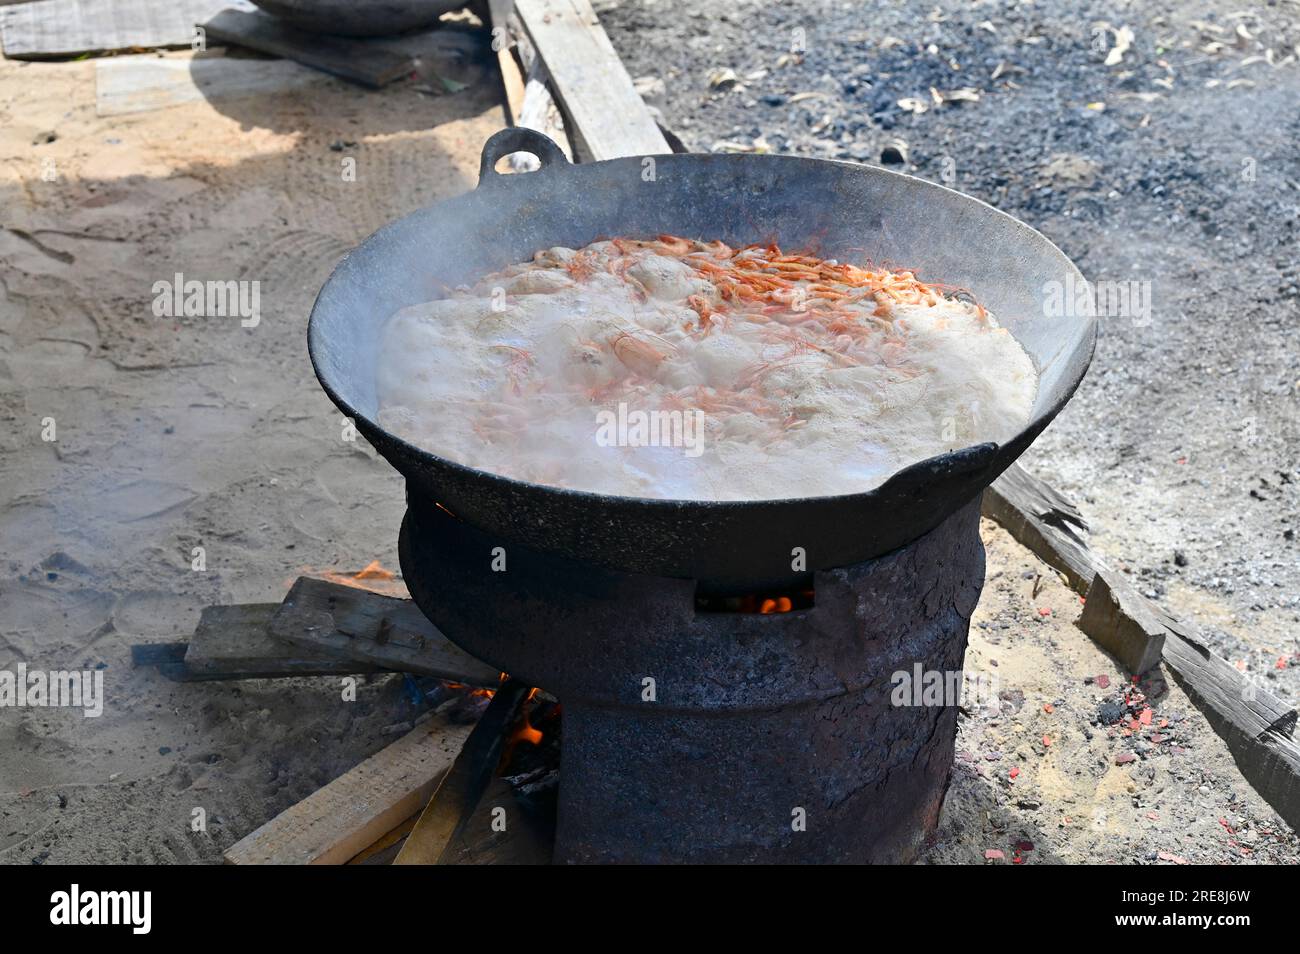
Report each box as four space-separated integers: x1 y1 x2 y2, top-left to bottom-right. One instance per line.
1162 624 1300 831
268 577 500 686
394 679 532 864
982 463 1098 593
484 0 573 170
441 776 553 864
1077 569 1166 675
224 715 474 865
185 602 382 678
487 0 527 124
982 463 1300 830
513 0 669 161
0 0 229 59
131 604 379 681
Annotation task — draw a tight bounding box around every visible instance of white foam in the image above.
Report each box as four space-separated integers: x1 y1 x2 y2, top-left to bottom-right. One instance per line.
376 243 1038 501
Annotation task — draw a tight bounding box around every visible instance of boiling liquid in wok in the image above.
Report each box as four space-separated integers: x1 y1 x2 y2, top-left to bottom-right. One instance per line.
375 236 1037 501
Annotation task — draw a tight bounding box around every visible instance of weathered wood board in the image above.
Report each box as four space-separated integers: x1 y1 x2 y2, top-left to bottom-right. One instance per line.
983 462 1099 593
394 679 531 864
268 576 500 686
131 603 379 681
184 602 380 679
1077 568 1167 675
488 0 573 167
440 776 553 864
1162 623 1300 831
224 715 473 865
513 0 668 161
0 0 250 59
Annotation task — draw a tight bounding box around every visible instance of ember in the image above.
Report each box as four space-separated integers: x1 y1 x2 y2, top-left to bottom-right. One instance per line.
695 589 813 614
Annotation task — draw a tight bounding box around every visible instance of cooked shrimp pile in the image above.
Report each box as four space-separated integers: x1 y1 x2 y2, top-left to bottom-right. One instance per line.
375 236 1037 501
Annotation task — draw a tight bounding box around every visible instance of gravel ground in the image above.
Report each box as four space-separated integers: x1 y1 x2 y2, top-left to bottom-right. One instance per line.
933 520 1297 865
602 0 1300 702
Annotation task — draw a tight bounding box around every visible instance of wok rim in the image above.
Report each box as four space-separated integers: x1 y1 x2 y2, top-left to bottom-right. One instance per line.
308 150 1096 513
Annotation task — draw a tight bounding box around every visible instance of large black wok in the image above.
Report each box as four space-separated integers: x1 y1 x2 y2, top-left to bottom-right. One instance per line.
309 128 1096 589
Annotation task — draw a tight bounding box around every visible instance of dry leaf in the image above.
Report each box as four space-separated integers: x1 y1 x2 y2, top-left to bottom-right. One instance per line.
1105 25 1134 66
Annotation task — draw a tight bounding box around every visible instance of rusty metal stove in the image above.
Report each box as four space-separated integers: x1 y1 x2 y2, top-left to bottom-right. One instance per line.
307 132 1095 864
398 494 985 864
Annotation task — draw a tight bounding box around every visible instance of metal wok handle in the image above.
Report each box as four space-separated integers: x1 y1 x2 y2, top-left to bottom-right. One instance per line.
477 128 569 186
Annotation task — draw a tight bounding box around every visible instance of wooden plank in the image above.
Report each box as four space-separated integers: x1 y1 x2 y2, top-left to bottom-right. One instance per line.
982 463 1300 829
351 776 554 865
0 0 244 59
394 679 531 864
487 0 526 123
268 576 500 686
1162 625 1300 831
131 608 379 686
1077 569 1166 675
441 776 552 864
202 7 414 89
131 605 378 681
224 715 474 865
485 0 573 171
497 43 527 124
513 0 669 161
96 52 321 117
982 462 1099 593
184 602 379 679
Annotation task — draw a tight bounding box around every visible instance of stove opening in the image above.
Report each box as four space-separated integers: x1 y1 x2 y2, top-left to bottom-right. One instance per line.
694 581 815 614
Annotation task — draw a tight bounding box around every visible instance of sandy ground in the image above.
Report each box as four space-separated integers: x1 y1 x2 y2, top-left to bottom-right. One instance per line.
0 44 506 862
931 521 1296 864
0 25 1295 864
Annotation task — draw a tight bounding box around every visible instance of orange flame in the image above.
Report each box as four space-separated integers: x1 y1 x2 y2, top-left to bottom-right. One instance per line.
353 560 394 580
294 560 407 597
442 672 509 698
504 686 545 757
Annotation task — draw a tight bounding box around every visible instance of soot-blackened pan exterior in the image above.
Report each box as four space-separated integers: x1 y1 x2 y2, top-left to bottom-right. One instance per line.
309 129 1096 589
